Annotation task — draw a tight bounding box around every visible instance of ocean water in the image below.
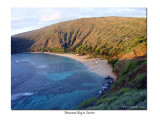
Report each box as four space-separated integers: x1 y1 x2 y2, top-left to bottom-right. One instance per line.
11 53 106 110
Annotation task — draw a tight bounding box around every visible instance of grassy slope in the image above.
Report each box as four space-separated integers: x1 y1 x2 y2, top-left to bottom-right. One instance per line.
76 57 147 110
11 17 147 109
11 17 146 59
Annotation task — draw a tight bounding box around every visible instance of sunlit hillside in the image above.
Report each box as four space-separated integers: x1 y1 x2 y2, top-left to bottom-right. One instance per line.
11 16 146 59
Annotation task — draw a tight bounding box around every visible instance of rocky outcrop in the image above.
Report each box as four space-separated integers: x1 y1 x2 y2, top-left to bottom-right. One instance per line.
97 76 114 97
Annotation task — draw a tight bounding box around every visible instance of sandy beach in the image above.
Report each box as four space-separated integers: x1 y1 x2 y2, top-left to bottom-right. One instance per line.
46 53 117 80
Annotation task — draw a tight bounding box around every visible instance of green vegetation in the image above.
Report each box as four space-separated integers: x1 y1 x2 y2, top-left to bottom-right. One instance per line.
39 47 65 53
112 59 147 91
76 97 97 109
85 89 146 110
77 58 147 110
11 37 35 53
118 87 130 95
11 17 146 59
11 17 147 110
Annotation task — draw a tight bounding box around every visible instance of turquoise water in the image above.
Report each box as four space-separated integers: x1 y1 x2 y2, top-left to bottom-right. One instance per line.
11 53 106 110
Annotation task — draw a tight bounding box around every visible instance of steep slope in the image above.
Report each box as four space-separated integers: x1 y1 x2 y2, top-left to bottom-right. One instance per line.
77 57 147 110
11 16 147 59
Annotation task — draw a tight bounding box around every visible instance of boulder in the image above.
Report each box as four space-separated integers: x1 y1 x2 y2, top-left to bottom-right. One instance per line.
97 76 114 97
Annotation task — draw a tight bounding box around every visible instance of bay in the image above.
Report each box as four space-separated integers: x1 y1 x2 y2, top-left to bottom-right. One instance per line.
11 53 106 110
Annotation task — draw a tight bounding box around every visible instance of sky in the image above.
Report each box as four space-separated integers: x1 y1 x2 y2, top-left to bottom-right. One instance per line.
11 8 146 35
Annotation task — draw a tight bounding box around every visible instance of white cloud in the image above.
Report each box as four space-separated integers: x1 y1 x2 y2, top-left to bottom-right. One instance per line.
38 22 43 25
11 17 21 21
136 16 146 18
39 13 62 22
117 8 136 12
11 8 147 35
11 27 36 35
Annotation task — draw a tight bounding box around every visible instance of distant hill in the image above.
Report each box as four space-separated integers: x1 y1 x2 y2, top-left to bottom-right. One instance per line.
11 16 147 59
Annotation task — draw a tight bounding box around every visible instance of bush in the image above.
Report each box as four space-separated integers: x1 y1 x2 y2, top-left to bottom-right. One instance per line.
107 58 118 68
122 60 140 75
76 97 97 109
118 87 130 95
112 75 125 88
130 73 147 89
113 60 120 70
86 89 147 110
110 89 147 109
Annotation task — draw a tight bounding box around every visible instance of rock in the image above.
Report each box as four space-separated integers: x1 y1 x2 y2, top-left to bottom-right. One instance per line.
97 76 114 97
102 86 107 89
104 76 111 79
105 76 114 81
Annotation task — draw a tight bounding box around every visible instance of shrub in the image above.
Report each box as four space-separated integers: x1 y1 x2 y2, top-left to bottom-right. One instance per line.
112 75 125 88
86 89 147 110
76 97 97 109
110 89 147 109
118 87 130 95
122 60 140 75
113 60 120 70
107 58 118 68
130 73 147 89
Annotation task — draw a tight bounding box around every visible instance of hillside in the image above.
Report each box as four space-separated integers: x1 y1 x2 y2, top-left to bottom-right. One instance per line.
11 16 147 59
77 57 147 110
11 16 147 110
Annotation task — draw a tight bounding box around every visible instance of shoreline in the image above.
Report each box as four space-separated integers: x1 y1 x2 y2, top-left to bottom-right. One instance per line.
44 52 117 80
23 52 116 79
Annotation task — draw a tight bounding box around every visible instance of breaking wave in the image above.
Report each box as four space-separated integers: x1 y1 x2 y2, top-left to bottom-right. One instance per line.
11 92 35 101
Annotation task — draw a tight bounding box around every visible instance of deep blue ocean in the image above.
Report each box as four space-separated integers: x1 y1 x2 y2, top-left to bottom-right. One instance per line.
11 53 106 110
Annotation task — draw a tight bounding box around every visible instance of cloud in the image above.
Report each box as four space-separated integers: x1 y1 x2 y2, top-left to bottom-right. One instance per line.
11 27 36 35
136 16 146 18
11 17 21 21
39 13 62 21
11 8 146 35
38 22 43 25
117 8 136 12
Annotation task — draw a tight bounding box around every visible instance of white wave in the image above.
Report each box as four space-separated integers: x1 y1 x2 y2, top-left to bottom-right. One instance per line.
11 92 34 100
37 65 48 69
15 60 34 64
15 60 19 63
